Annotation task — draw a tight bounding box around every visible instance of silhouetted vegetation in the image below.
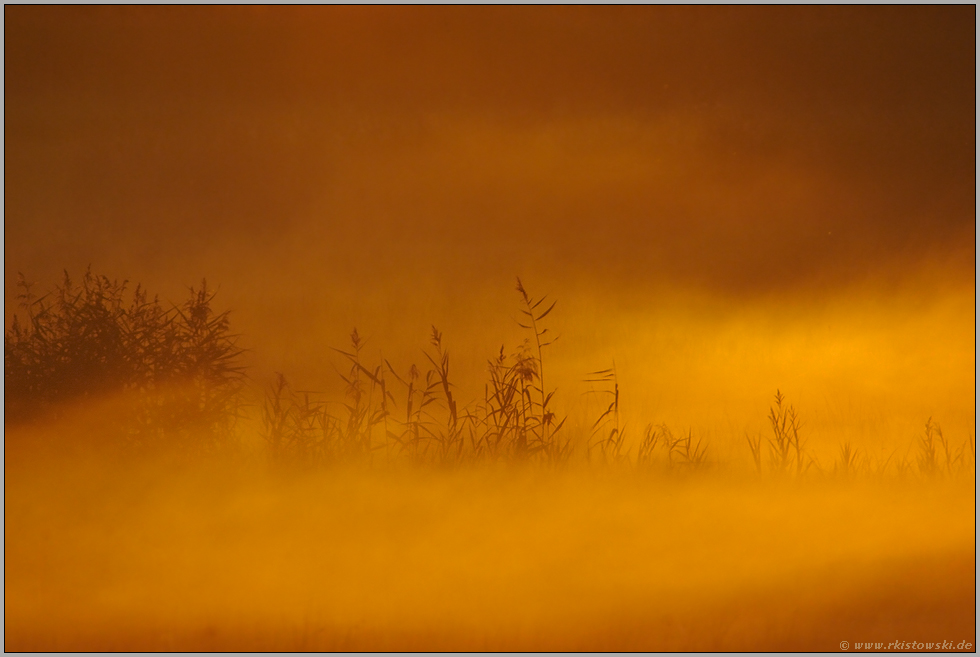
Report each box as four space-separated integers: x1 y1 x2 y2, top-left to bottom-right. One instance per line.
585 366 626 464
262 279 571 466
5 270 972 479
767 389 810 476
4 269 245 449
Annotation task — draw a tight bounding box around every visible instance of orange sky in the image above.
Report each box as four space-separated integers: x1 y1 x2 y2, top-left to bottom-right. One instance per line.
5 6 974 291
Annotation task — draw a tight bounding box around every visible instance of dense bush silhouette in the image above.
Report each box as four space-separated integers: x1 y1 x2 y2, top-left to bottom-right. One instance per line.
4 269 245 449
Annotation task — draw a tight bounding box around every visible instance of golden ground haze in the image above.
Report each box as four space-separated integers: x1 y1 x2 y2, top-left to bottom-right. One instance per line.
4 424 976 651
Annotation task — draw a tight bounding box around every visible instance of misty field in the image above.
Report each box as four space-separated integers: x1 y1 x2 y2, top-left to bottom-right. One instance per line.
4 271 975 651
5 5 976 652
4 446 975 651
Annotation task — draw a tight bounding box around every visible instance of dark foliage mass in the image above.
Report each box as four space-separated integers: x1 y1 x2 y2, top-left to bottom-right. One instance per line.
4 269 245 449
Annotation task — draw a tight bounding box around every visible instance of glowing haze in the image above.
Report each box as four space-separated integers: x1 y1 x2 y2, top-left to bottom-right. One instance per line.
4 6 975 651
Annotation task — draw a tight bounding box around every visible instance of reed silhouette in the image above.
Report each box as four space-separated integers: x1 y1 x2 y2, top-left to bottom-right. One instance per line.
261 279 570 465
767 389 808 475
5 270 972 480
585 365 626 464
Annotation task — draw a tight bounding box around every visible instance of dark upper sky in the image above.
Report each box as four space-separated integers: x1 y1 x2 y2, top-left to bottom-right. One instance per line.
4 6 975 314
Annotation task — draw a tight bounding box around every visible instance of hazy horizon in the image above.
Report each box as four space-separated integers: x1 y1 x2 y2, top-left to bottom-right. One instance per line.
4 6 975 651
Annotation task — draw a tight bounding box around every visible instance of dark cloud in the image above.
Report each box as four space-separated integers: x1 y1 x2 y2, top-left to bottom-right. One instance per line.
5 6 974 311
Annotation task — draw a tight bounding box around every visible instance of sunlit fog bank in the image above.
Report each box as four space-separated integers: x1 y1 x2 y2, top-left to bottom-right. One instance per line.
5 443 975 650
